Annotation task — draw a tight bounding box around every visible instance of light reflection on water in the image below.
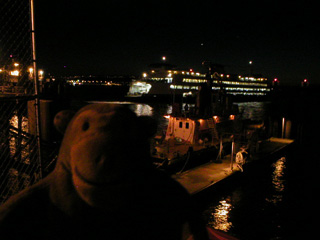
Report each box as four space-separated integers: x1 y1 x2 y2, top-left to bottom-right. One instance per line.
129 103 172 117
9 114 29 131
203 156 288 237
266 157 286 205
88 101 158 117
88 102 172 135
9 113 30 163
128 103 172 134
207 198 233 232
236 102 270 121
272 157 286 190
5 113 32 197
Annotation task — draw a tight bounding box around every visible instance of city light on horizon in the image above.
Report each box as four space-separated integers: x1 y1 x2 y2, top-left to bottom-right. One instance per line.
10 70 19 76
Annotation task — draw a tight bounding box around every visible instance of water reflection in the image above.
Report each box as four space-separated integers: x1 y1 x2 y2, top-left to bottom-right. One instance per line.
131 104 153 116
130 103 172 118
128 103 172 135
9 113 30 163
206 198 233 232
272 157 286 191
9 114 29 131
236 102 269 121
266 157 286 204
89 101 156 117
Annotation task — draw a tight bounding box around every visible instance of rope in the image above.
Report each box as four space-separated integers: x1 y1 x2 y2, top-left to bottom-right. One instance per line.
178 148 193 174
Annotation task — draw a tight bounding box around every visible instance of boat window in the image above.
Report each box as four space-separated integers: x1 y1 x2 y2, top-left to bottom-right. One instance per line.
179 122 183 128
186 122 189 129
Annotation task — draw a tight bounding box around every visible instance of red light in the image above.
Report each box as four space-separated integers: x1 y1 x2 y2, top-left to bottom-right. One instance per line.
304 79 307 82
274 78 278 82
189 68 193 72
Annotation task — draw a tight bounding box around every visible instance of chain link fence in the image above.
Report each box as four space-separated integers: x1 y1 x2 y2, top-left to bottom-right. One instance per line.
0 0 42 203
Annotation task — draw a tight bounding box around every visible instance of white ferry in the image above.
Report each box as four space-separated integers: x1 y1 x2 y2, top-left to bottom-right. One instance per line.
128 63 270 99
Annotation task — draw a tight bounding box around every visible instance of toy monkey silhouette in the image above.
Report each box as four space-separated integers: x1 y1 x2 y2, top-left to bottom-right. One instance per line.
0 104 208 240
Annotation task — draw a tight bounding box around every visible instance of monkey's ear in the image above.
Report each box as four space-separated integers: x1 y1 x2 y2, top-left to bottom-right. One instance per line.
53 110 75 134
137 116 158 138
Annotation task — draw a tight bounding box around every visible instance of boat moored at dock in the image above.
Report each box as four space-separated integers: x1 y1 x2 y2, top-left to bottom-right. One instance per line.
152 113 221 168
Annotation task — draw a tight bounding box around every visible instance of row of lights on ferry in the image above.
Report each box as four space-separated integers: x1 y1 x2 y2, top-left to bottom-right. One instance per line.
220 74 230 78
143 69 201 78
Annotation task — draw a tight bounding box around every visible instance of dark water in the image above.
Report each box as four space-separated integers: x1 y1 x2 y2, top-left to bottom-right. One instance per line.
85 100 311 239
198 151 303 240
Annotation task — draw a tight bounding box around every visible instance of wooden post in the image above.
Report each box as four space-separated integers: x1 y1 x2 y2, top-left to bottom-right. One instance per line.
230 139 234 171
281 117 285 138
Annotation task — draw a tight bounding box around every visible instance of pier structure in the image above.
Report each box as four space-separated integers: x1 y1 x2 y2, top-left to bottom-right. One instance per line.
173 138 294 195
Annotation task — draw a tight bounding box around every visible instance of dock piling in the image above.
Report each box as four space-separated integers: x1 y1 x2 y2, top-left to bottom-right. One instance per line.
230 138 234 171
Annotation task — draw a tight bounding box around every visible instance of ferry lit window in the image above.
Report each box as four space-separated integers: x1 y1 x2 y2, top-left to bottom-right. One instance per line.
186 122 189 129
179 122 183 128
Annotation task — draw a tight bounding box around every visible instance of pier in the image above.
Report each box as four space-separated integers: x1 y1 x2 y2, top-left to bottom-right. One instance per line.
173 137 294 195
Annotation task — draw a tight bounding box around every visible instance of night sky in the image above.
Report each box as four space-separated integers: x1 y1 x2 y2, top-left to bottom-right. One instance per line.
35 0 319 85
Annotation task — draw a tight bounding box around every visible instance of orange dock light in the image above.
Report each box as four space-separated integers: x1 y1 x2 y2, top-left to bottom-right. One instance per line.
213 116 220 123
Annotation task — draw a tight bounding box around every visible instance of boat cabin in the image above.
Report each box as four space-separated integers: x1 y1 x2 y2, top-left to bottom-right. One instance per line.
165 116 218 145
151 115 219 164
